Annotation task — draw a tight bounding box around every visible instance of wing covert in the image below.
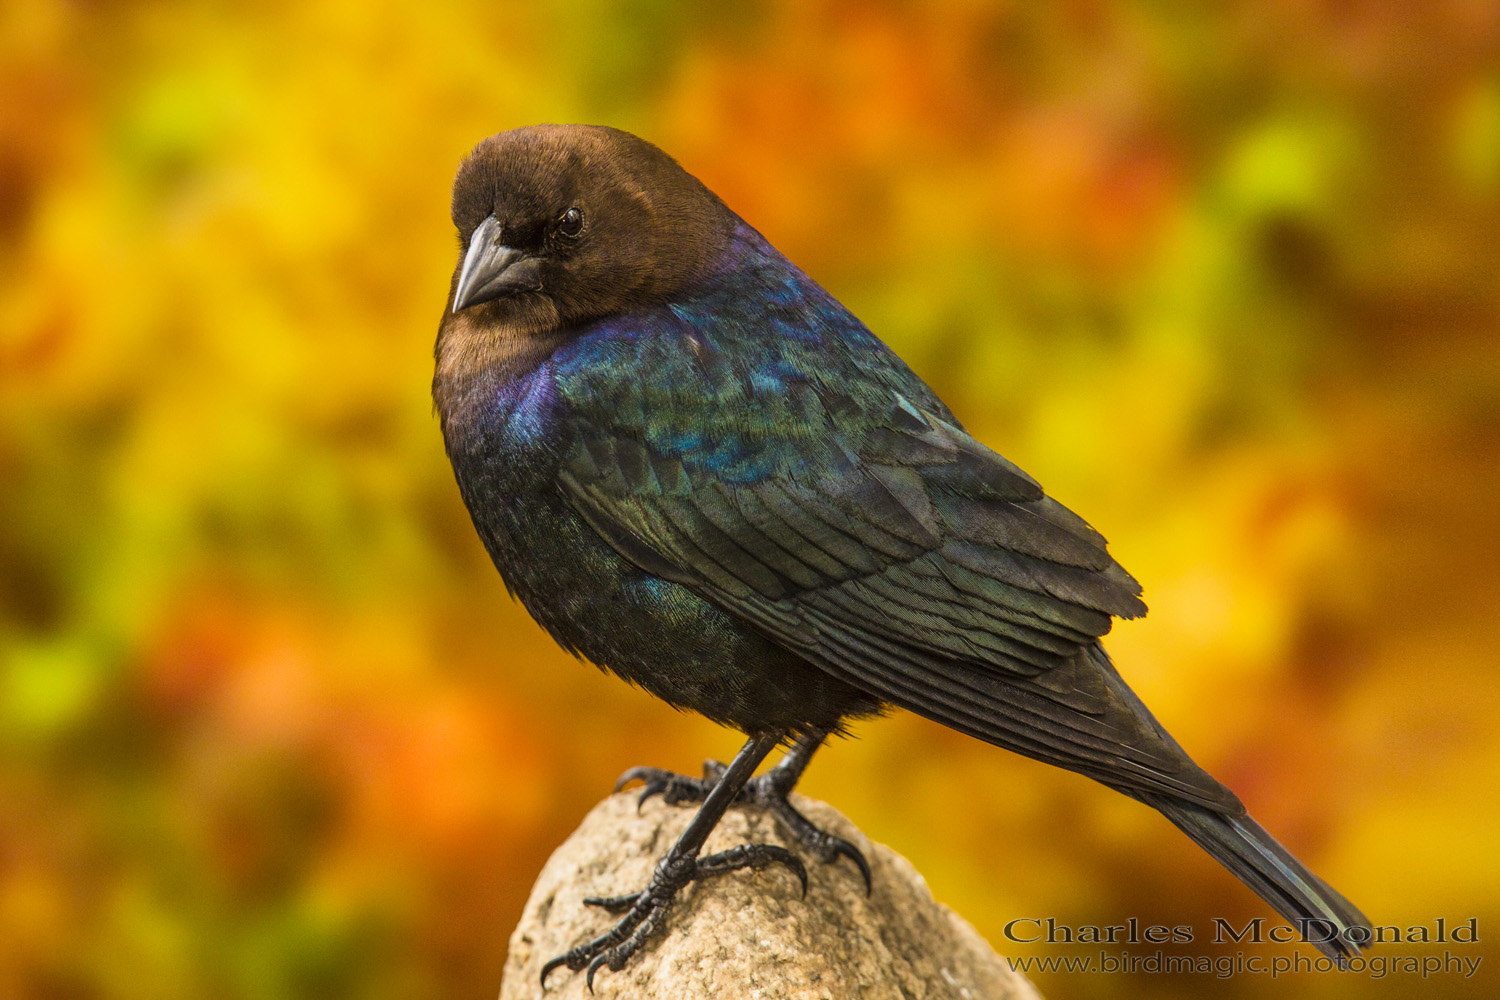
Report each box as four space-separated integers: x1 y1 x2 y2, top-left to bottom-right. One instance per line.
555 338 1146 681
535 272 1236 804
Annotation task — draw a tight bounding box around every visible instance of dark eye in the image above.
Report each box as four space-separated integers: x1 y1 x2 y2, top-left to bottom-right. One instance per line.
557 207 584 238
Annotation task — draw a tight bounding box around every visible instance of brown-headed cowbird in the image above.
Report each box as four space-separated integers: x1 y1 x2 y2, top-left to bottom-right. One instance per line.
433 124 1371 988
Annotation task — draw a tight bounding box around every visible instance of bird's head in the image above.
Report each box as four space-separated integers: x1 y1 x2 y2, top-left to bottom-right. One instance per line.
445 124 735 332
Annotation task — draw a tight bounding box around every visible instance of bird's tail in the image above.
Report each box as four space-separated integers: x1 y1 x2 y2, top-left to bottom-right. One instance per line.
1133 791 1372 964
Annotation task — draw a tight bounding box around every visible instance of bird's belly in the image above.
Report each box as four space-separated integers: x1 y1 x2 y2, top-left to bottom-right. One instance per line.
455 453 876 733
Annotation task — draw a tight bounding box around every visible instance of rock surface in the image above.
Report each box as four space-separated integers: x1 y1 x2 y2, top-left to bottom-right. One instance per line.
499 790 1041 1000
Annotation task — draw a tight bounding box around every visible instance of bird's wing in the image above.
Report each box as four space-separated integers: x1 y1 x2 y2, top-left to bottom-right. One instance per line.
551 309 1225 804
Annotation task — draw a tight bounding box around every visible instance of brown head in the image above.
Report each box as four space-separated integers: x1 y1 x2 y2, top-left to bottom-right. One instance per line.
444 125 735 327
434 126 738 410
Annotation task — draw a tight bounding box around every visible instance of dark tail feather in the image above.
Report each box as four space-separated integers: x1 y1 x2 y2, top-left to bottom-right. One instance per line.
1137 793 1372 964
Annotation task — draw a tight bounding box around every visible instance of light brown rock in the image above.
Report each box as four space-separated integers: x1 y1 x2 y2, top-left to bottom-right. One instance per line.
499 791 1042 1000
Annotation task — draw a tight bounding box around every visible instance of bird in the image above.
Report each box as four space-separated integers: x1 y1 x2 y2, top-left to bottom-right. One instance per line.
432 123 1372 988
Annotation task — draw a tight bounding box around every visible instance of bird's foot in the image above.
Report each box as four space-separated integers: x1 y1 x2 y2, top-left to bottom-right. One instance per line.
615 759 872 893
614 760 725 808
539 843 806 990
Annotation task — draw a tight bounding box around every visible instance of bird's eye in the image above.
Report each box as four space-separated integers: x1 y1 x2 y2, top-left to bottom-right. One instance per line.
557 207 584 238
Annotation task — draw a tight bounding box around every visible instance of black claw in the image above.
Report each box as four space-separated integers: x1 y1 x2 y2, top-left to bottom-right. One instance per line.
784 851 810 898
755 791 872 893
832 838 873 895
540 952 572 989
615 765 718 811
585 952 610 992
584 891 642 914
616 766 678 812
612 765 653 794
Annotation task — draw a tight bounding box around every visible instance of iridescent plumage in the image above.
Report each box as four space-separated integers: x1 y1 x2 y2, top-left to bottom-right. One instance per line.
433 125 1371 983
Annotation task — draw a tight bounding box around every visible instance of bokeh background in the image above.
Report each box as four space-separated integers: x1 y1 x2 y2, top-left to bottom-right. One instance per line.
3 2 1499 998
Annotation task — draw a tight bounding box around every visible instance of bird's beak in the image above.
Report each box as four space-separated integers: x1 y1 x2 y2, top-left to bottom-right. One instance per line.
451 215 539 312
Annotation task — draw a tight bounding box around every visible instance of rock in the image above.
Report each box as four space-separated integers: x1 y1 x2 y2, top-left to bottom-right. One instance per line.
499 790 1042 1000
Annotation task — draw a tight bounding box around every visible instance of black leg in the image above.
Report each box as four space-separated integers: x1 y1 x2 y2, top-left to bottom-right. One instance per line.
616 727 872 892
541 732 805 990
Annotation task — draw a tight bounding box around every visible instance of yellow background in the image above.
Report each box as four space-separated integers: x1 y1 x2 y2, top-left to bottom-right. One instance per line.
2 2 1497 998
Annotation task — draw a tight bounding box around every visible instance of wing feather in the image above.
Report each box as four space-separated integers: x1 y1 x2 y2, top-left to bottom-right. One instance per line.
544 298 1237 805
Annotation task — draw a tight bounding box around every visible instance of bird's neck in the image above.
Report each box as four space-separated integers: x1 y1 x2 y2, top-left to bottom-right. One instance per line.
433 303 569 441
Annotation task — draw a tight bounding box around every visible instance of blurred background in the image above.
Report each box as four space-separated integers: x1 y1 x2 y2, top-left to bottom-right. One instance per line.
2 1 1498 998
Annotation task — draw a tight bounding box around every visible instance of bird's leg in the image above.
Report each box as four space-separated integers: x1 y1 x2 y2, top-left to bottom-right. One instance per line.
542 732 805 990
615 728 872 892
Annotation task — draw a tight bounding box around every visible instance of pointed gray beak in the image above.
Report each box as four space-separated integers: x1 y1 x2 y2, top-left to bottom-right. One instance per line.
451 215 540 312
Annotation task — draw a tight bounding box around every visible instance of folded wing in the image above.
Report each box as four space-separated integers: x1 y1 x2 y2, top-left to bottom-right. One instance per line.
555 349 1235 808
